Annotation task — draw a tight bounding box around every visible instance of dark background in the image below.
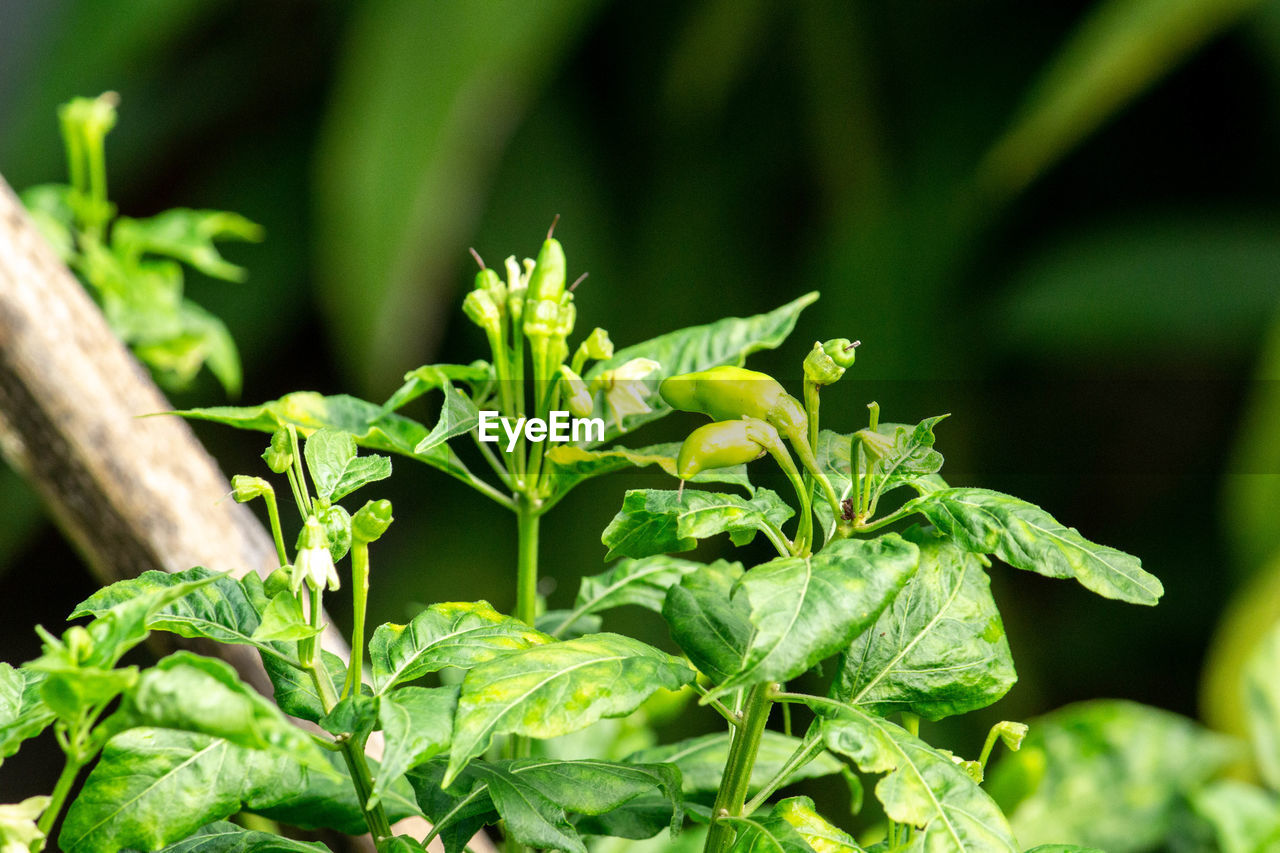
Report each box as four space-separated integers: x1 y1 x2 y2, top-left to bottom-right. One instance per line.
1 0 1279 832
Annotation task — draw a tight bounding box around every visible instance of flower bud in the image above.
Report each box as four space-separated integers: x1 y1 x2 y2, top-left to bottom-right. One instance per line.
581 327 614 361
352 499 394 544
231 475 273 503
263 426 293 474
559 367 595 418
293 515 340 593
463 289 502 335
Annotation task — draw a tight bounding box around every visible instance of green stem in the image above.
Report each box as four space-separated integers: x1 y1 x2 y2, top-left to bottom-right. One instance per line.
741 726 824 815
262 490 289 568
705 683 774 853
36 752 84 842
766 443 812 556
802 379 820 494
515 498 540 629
344 543 371 699
309 652 393 842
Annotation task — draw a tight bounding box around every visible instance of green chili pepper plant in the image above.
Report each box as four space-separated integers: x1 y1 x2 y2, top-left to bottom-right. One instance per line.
1 96 1172 853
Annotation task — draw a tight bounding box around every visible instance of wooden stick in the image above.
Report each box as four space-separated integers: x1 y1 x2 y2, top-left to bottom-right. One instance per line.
0 176 486 853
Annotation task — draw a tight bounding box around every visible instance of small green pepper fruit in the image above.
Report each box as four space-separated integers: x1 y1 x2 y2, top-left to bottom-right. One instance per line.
231 474 273 503
675 418 773 479
659 366 808 439
474 266 507 306
824 337 859 368
526 236 566 303
263 426 293 474
559 366 595 418
803 338 859 386
352 498 394 544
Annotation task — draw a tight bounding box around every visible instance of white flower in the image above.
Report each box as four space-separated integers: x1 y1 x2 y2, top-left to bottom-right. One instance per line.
0 796 49 853
593 358 661 430
292 515 340 593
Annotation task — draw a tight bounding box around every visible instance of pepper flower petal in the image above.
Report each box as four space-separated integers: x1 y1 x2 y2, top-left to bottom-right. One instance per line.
292 515 340 593
594 357 661 429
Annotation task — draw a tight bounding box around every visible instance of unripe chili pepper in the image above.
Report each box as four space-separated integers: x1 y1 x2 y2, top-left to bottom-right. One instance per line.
526 236 566 303
675 419 772 479
263 426 293 474
659 366 808 438
803 338 859 386
352 498 394 544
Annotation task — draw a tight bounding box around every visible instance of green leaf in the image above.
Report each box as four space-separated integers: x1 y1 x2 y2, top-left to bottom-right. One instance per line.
833 529 1016 720
560 555 708 634
412 758 682 853
146 820 330 852
61 729 261 853
0 796 50 853
986 700 1236 852
0 664 54 765
1244 619 1280 791
112 652 329 770
263 651 347 724
1022 848 1107 853
372 685 458 807
602 488 794 561
627 731 843 794
415 384 480 455
380 363 495 414
179 392 477 489
303 428 392 502
445 632 696 783
823 707 1018 853
772 796 861 852
662 560 753 685
379 366 487 455
722 812 814 853
251 592 320 643
368 600 550 694
543 442 753 500
901 487 1163 605
584 292 818 443
710 535 919 697
112 209 263 282
854 416 947 510
1190 780 1280 853
70 568 287 662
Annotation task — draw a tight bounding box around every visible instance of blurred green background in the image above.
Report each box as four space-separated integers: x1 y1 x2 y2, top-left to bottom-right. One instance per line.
3 0 1280 832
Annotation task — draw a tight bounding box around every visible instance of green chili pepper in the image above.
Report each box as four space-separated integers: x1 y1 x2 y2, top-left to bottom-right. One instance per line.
661 365 844 534
675 419 771 479
527 236 566 303
803 338 859 386
659 366 808 438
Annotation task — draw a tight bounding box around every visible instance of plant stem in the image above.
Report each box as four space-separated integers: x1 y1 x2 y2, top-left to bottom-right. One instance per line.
309 652 394 842
36 752 84 842
802 379 820 496
766 443 812 556
705 683 774 853
262 490 289 568
343 542 371 699
742 726 824 815
515 497 540 630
